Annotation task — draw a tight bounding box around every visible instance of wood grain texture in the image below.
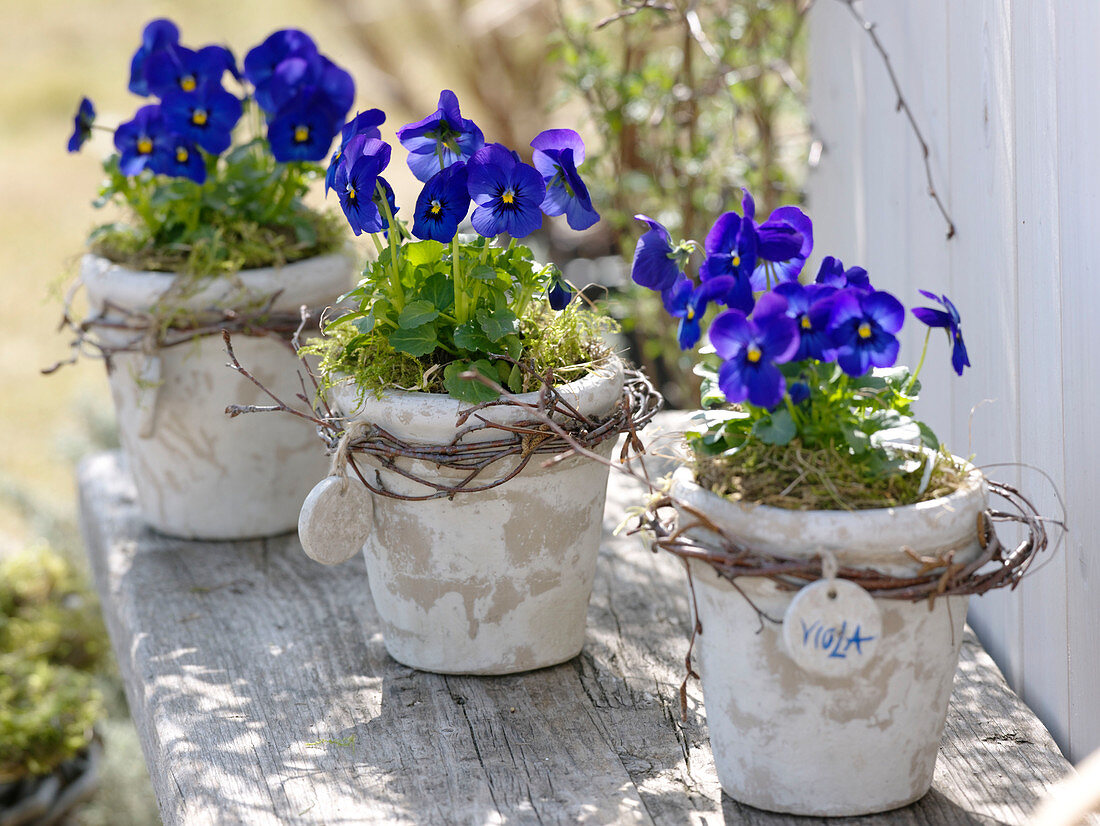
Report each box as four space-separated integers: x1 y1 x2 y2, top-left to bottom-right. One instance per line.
80 436 1079 825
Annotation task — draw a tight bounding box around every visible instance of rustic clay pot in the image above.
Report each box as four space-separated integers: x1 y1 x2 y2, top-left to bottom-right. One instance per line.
81 252 353 540
300 357 625 675
670 463 988 816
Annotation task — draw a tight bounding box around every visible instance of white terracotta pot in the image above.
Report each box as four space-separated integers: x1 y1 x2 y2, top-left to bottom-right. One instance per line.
305 358 625 675
81 252 354 540
670 463 988 816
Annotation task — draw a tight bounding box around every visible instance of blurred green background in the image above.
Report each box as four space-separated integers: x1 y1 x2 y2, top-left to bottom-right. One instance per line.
0 0 807 820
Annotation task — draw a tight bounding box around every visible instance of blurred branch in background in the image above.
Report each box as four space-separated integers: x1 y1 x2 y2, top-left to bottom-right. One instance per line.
551 0 813 407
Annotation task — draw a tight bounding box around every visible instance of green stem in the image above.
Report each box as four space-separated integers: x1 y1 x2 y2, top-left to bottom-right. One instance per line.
376 180 404 311
452 236 466 324
906 329 932 394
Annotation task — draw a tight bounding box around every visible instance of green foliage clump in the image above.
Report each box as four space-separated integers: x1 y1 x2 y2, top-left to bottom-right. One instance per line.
686 363 965 509
0 548 107 782
90 144 346 277
318 236 613 402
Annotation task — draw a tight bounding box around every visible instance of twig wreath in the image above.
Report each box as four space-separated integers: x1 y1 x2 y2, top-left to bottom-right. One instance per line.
222 311 664 501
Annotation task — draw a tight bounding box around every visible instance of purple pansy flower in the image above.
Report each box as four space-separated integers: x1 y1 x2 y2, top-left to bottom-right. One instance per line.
913 290 970 376
773 281 839 362
145 44 236 99
814 255 870 290
334 138 391 235
152 136 206 184
161 83 242 155
529 129 600 231
412 162 470 243
397 90 485 182
827 288 906 376
243 29 319 112
467 143 545 239
699 211 757 284
266 91 342 162
128 19 181 96
669 276 748 350
741 189 813 290
630 215 682 291
114 104 172 175
548 279 572 311
326 109 386 194
709 293 800 408
67 97 95 153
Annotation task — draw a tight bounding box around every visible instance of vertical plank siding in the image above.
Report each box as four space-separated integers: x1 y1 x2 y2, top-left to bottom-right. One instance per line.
808 0 1095 761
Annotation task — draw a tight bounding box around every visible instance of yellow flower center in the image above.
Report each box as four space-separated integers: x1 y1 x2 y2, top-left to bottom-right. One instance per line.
746 344 762 364
137 137 153 155
175 146 189 163
731 253 741 267
801 316 812 330
686 306 695 321
294 125 310 143
858 321 872 339
430 200 442 216
180 75 197 92
192 109 208 126
347 185 357 202
501 189 515 205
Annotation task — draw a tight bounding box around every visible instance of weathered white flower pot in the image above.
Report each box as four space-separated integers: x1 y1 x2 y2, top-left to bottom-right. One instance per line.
670 463 988 817
81 253 353 540
300 358 625 675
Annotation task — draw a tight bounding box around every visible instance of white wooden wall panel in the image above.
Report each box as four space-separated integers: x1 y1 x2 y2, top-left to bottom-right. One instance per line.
808 0 1096 762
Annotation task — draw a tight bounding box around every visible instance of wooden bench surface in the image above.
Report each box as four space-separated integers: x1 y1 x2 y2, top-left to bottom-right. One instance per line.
79 438 1078 825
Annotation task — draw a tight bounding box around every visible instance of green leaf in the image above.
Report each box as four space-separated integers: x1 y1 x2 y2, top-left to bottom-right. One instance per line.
418 272 454 312
476 308 518 341
453 321 494 354
404 240 445 268
468 264 498 282
756 409 797 445
398 300 440 329
387 323 438 357
443 360 501 403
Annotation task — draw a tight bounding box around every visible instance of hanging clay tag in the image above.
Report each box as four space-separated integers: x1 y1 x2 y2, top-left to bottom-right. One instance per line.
135 355 162 439
297 476 374 565
782 578 883 678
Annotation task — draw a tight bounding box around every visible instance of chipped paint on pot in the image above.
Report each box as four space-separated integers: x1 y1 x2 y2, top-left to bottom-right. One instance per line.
81 253 354 540
671 464 988 816
325 357 625 675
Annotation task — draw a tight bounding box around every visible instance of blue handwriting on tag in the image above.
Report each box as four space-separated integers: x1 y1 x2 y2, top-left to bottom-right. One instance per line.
800 619 876 659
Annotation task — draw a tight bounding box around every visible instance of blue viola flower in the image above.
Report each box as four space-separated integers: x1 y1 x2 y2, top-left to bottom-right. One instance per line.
467 143 545 239
827 288 906 376
741 189 813 290
326 109 386 194
152 136 206 184
266 92 342 162
529 129 599 231
334 138 391 235
161 83 242 155
913 290 970 376
788 381 810 405
660 274 694 316
699 211 757 284
128 19 180 96
412 162 470 243
773 281 838 361
814 255 870 290
709 297 800 408
397 90 485 182
548 279 573 311
114 105 172 175
67 97 95 153
145 44 236 98
630 215 682 291
243 29 319 112
671 276 747 349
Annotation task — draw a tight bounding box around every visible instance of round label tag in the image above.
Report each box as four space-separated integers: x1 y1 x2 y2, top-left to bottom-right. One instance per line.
781 578 882 678
297 476 374 566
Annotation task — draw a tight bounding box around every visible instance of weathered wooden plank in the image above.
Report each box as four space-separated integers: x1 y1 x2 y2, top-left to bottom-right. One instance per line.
80 438 1080 825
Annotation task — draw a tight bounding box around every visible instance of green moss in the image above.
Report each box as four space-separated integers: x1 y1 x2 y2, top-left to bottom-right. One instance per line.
0 548 106 782
692 440 967 511
89 208 346 278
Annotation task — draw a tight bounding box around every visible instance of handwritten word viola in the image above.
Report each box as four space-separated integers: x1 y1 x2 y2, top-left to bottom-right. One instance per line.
799 619 876 659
